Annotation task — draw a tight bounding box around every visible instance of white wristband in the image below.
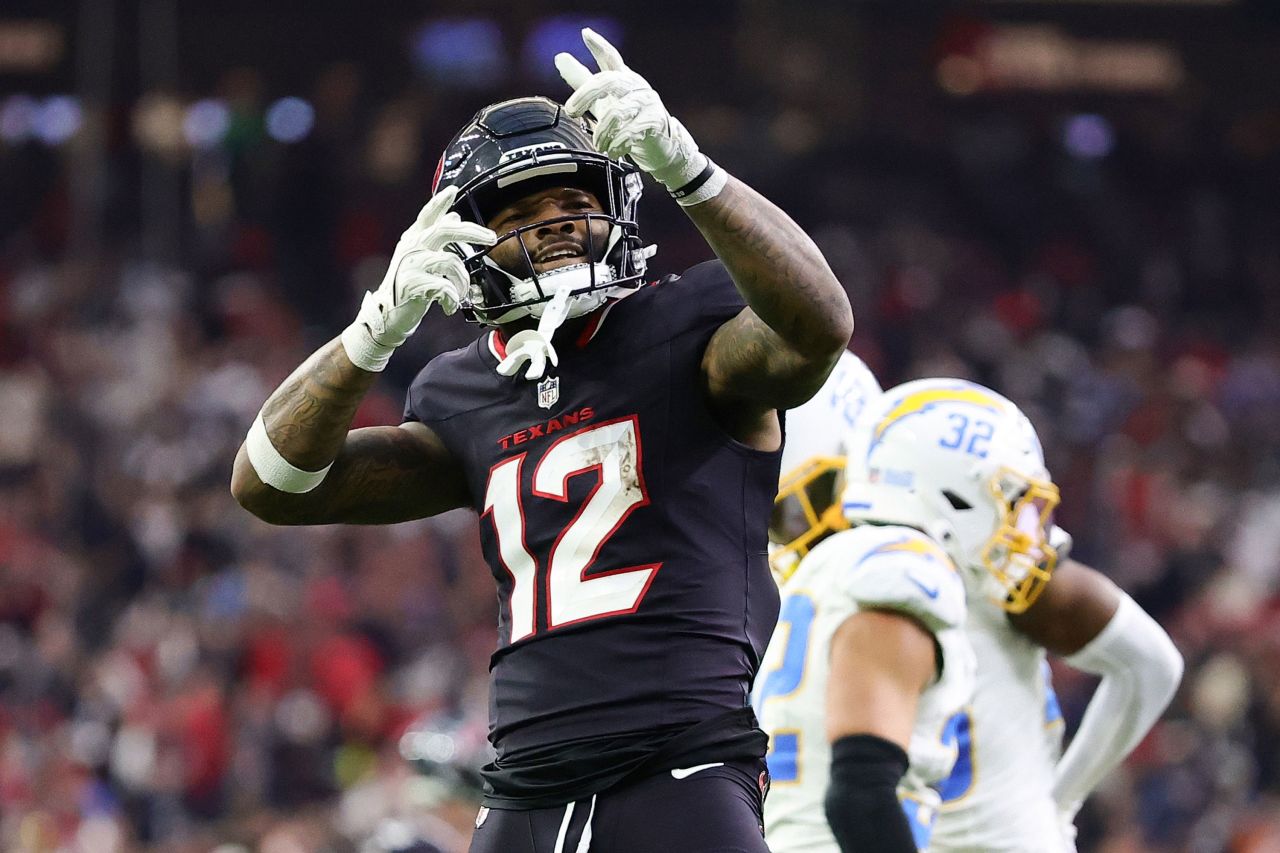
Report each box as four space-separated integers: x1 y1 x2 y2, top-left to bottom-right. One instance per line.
341 320 395 373
245 414 333 494
675 166 728 207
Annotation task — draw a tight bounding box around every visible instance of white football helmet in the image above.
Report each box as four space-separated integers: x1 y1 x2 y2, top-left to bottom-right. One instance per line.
768 351 882 580
842 378 1060 613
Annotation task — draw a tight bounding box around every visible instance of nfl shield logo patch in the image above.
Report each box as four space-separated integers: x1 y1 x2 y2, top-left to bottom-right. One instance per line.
537 375 560 409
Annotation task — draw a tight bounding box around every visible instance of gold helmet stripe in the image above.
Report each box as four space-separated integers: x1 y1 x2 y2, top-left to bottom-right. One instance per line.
872 386 1006 445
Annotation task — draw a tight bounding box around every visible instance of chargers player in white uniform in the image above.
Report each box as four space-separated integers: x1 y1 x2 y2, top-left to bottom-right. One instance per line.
843 379 1184 852
754 352 976 853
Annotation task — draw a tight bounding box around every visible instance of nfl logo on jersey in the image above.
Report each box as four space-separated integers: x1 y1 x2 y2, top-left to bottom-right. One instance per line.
537 375 560 409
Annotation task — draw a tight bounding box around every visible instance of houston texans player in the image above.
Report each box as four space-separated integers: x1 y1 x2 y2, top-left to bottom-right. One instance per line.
231 28 852 853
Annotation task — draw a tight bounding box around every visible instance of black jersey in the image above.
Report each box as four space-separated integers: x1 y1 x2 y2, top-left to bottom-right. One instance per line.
403 260 782 808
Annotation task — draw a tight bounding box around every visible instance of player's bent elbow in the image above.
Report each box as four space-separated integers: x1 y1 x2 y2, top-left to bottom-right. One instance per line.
796 312 855 386
799 305 854 363
1095 604 1184 715
230 484 313 526
229 448 297 524
819 274 855 347
1125 602 1184 705
1151 630 1185 703
229 472 273 521
828 300 855 353
769 338 858 411
229 449 258 507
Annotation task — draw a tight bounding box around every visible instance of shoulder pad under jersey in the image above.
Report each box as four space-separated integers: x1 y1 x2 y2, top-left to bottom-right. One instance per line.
652 260 743 320
816 526 967 634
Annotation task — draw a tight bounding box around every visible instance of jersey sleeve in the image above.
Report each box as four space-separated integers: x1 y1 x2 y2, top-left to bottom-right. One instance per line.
835 533 966 635
402 373 422 423
401 345 476 426
402 362 435 424
652 259 747 339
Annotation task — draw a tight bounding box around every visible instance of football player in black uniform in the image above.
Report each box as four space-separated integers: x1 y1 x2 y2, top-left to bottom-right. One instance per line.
232 30 853 853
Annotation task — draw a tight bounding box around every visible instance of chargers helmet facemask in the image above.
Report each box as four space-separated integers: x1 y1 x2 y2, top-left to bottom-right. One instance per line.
841 379 1061 614
432 96 652 328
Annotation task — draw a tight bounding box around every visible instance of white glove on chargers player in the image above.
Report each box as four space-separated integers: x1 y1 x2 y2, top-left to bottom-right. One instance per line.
342 186 496 372
555 29 724 204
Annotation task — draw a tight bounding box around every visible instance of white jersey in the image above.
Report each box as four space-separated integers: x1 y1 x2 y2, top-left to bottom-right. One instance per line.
929 589 1068 852
755 525 975 853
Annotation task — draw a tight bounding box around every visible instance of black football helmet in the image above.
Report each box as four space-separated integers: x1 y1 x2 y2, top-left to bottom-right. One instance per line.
432 96 651 326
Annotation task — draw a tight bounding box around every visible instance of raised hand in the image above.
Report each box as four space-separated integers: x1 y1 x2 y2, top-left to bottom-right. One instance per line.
555 28 708 195
342 186 496 372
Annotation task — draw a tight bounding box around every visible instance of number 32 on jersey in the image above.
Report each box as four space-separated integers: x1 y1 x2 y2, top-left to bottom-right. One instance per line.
482 416 660 642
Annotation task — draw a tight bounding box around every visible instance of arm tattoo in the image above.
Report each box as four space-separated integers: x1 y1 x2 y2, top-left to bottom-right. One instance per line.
685 176 853 408
234 424 468 526
704 310 813 408
231 337 469 525
260 340 376 470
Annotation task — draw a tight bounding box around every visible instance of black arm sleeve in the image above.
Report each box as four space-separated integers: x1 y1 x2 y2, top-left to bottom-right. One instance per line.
823 734 917 853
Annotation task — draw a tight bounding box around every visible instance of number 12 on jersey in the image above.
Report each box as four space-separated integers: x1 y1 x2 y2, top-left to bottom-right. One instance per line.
482 417 660 642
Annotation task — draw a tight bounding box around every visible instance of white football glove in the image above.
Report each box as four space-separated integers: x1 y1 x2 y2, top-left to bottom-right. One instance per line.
555 29 723 203
341 186 496 372
1057 808 1079 853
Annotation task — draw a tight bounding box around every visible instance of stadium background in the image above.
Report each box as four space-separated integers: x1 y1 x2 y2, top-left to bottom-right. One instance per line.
1 1 1279 850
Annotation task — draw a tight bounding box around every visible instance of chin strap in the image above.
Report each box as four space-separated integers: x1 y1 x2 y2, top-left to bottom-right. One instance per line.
492 244 656 381
635 243 658 268
496 285 575 380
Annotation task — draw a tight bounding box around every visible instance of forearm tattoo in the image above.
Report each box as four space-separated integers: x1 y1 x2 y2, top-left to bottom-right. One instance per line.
260 339 377 470
685 176 850 352
685 177 852 406
236 425 462 525
231 338 465 524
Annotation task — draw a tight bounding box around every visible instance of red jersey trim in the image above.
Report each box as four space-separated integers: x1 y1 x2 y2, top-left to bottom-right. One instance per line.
488 330 508 362
575 301 618 349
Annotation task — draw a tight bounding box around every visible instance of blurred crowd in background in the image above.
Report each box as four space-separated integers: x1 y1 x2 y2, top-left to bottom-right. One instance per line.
2 2 1280 851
